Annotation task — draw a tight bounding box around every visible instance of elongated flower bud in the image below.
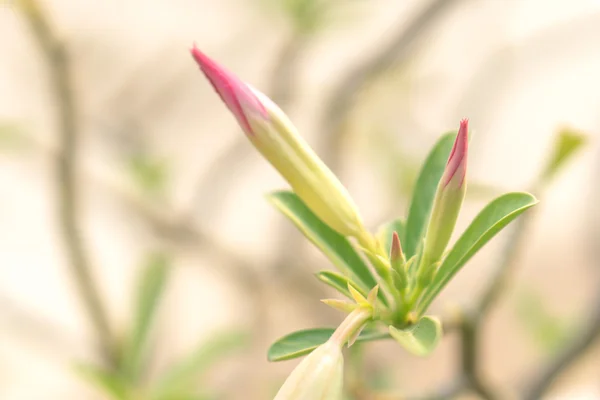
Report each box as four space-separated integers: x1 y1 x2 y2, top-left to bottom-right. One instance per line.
422 120 469 267
191 46 365 237
390 232 408 291
273 340 343 400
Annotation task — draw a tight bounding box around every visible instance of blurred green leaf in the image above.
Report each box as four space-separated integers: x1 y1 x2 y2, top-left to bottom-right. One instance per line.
376 218 406 256
267 191 378 298
127 153 169 197
152 330 249 399
316 270 364 300
389 316 442 357
542 128 587 182
268 326 389 362
403 133 455 259
516 288 569 354
121 252 171 381
369 368 394 391
0 122 31 151
419 193 538 314
258 0 333 34
74 363 129 400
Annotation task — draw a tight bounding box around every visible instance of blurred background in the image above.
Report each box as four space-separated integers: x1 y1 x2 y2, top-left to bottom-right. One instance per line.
1 0 600 399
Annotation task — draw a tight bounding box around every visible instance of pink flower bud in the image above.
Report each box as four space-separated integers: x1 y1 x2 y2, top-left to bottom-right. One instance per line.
190 45 367 238
443 119 468 188
390 231 404 263
190 44 267 136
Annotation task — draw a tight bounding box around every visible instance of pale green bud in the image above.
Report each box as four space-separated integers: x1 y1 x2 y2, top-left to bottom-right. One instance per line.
273 340 344 400
422 119 469 266
191 46 365 237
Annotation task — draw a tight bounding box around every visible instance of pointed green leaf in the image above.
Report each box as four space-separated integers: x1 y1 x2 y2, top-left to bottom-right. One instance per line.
542 128 587 182
404 133 455 258
348 282 368 305
74 363 129 400
321 298 358 313
267 191 377 292
376 218 406 255
389 316 442 356
121 252 171 381
152 330 249 399
316 271 365 300
268 327 389 362
418 192 538 313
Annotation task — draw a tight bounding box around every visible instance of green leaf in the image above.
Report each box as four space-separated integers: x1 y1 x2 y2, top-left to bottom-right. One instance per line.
389 316 442 356
316 270 365 299
127 153 170 197
542 128 587 182
376 218 406 256
268 326 389 362
267 191 377 293
152 330 249 399
403 133 455 258
418 192 538 313
121 252 171 381
74 363 129 400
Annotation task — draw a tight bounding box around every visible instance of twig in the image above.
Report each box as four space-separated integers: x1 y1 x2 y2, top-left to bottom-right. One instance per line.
457 311 498 400
318 0 467 169
17 0 117 365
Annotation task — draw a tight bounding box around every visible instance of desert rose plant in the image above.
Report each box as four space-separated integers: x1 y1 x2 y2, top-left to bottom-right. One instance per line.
190 45 538 399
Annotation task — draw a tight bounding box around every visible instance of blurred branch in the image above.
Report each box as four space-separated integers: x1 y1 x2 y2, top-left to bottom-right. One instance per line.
17 0 117 365
456 311 498 400
522 293 600 400
319 0 466 169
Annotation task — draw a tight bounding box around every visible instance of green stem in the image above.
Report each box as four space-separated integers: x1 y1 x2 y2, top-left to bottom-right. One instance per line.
356 231 395 303
330 308 372 347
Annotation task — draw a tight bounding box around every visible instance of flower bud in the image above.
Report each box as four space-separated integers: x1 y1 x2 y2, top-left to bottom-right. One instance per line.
421 120 468 266
273 339 344 400
191 46 365 237
390 232 408 291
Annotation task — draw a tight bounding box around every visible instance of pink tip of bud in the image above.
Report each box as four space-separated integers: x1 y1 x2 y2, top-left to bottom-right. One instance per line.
390 231 403 261
190 44 267 136
444 119 469 187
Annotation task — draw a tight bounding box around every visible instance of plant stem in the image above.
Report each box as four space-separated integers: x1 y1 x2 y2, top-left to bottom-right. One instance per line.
17 0 118 365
